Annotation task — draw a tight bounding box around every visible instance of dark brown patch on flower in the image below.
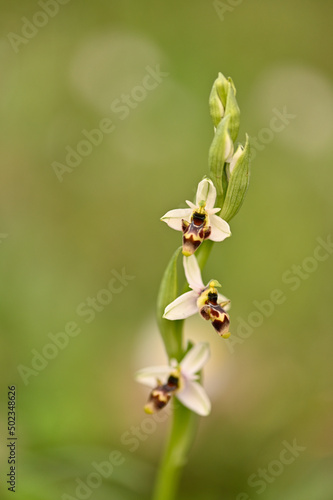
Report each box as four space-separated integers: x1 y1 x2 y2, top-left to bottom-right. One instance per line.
210 308 220 318
183 233 202 255
167 374 180 389
200 299 231 337
146 385 172 412
207 292 218 305
193 212 206 226
145 375 180 413
204 226 211 239
200 305 211 320
182 219 190 233
182 215 211 255
212 313 230 336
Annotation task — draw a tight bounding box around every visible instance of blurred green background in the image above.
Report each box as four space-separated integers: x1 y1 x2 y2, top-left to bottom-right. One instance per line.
0 1 333 499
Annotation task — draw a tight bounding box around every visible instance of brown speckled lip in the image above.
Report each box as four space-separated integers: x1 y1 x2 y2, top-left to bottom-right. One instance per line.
146 375 180 412
212 314 230 336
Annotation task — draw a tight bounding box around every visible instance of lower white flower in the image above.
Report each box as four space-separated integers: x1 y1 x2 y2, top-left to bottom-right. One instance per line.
135 342 211 416
163 255 231 338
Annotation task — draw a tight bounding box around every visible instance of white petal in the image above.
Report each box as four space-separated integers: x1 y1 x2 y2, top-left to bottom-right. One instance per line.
209 215 231 242
195 178 216 210
180 342 210 377
161 208 192 231
228 144 243 175
135 366 172 388
224 133 234 162
163 290 198 320
183 254 204 293
177 380 211 416
185 200 197 210
207 207 221 215
218 293 231 312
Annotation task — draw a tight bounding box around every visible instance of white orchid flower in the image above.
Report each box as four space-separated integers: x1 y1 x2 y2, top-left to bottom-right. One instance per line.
135 342 211 416
163 255 231 338
161 178 231 256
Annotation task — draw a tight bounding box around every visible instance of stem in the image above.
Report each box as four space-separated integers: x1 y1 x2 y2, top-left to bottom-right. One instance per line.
152 403 197 500
195 239 214 271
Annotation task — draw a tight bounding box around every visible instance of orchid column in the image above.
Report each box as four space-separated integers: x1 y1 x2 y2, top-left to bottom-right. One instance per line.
135 72 251 500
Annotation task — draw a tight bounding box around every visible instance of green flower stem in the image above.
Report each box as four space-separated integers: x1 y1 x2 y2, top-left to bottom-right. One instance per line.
152 402 197 500
195 239 214 271
154 241 214 500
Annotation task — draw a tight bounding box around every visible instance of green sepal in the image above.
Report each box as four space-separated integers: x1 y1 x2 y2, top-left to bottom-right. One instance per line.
208 114 232 202
224 78 240 143
156 246 184 362
220 134 251 222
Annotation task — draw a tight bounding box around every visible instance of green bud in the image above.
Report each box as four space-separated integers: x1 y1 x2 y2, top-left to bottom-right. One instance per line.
209 73 240 142
208 114 234 200
220 135 251 222
209 73 229 127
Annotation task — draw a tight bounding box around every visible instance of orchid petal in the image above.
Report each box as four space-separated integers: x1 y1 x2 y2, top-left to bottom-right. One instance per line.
195 178 216 210
177 380 211 416
207 207 221 215
163 290 198 320
185 200 197 210
218 293 231 312
180 342 210 377
228 144 243 176
224 132 234 162
161 208 192 231
209 214 231 242
183 254 204 293
135 366 172 388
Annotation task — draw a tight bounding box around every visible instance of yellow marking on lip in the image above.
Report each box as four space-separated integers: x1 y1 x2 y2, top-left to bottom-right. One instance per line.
144 404 154 414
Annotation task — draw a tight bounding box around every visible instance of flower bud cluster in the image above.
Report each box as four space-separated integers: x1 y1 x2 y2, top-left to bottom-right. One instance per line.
208 72 251 221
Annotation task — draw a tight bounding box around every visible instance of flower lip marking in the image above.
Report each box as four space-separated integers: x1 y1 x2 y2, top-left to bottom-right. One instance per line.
182 204 211 256
144 372 180 414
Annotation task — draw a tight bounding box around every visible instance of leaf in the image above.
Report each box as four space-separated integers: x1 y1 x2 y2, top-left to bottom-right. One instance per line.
156 247 184 361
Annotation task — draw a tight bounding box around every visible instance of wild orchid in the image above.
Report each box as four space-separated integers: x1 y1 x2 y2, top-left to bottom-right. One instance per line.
163 255 231 338
161 178 231 256
135 342 211 416
135 72 251 500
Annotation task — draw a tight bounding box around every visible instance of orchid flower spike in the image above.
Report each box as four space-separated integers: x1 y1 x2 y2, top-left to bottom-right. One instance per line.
163 255 231 338
135 342 211 416
161 178 231 256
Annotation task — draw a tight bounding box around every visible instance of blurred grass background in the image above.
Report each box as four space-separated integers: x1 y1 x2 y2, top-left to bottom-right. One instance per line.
0 0 333 499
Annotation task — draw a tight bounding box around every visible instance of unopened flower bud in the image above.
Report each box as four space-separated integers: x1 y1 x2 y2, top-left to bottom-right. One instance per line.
209 73 240 142
220 135 251 222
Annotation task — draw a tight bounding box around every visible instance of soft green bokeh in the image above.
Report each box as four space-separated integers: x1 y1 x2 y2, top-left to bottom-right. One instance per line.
0 1 332 498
